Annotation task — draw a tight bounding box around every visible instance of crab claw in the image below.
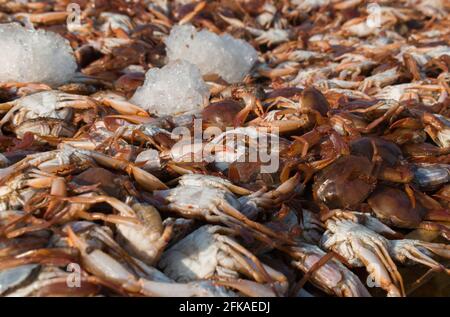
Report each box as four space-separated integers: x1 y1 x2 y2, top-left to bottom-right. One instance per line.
101 98 149 117
129 165 169 191
389 240 450 274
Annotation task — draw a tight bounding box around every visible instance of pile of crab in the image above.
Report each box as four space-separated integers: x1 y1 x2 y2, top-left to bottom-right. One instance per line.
0 0 449 297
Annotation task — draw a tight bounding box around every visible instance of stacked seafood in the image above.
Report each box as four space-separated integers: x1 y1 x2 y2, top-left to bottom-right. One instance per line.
0 0 449 297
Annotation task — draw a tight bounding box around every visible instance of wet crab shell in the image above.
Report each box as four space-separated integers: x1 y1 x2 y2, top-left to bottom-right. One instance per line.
156 185 242 215
367 186 426 228
159 225 232 282
413 164 450 190
313 155 377 209
0 264 40 296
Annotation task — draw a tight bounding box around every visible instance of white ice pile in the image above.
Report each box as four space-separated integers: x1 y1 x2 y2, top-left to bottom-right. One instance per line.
0 23 77 86
165 24 258 83
130 60 210 116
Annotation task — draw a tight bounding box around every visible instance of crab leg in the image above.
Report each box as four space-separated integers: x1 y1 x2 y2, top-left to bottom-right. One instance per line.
406 247 447 272
265 172 301 202
224 183 253 196
0 248 79 270
58 195 152 226
233 93 260 127
218 202 294 245
66 226 142 290
179 1 206 25
254 119 310 133
105 115 155 124
418 241 450 258
87 151 168 190
15 12 69 25
369 236 405 294
351 239 404 297
0 102 24 129
43 176 67 218
136 280 229 297
368 236 405 296
4 212 66 238
16 276 103 297
362 102 404 132
390 240 450 274
336 211 401 238
217 234 274 284
214 277 277 297
75 210 140 226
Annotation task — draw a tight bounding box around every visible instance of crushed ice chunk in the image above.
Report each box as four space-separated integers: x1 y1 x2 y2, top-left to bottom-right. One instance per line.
0 23 77 87
165 24 258 83
130 60 210 116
